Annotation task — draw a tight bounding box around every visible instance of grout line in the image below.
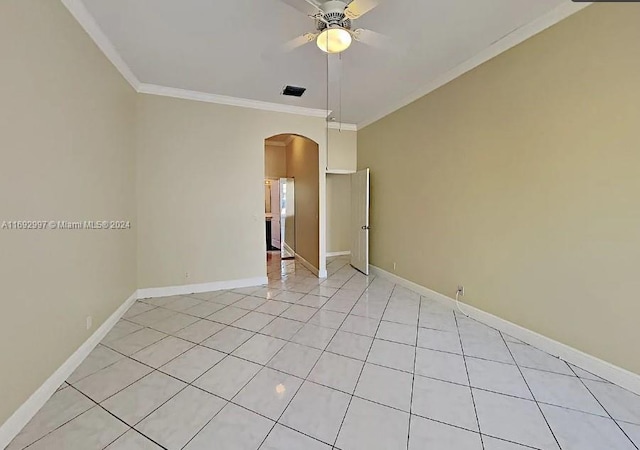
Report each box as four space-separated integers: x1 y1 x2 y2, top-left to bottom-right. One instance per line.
13 258 354 450
567 365 640 450
42 358 543 450
454 311 485 450
455 312 628 392
280 270 379 448
120 332 291 449
255 304 354 448
65 345 127 386
184 262 362 450
406 293 422 449
13 397 98 450
23 259 634 450
152 295 600 442
331 282 396 448
478 434 543 450
72 357 194 431
67 385 170 450
107 308 608 434
72 282 623 449
499 332 563 450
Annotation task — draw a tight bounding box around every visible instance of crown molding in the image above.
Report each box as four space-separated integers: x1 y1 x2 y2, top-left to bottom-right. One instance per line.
138 84 330 118
357 1 592 129
61 0 329 119
61 0 141 90
327 122 358 132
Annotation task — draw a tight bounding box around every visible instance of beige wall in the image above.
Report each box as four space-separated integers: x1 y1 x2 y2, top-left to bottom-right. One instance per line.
136 95 327 288
265 144 286 179
0 0 339 429
327 174 351 253
358 3 640 374
286 137 320 269
0 0 137 425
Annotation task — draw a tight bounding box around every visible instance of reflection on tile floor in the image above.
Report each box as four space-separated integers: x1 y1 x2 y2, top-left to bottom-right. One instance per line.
8 255 640 449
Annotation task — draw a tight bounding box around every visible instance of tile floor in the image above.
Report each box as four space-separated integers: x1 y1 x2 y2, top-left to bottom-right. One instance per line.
7 254 640 450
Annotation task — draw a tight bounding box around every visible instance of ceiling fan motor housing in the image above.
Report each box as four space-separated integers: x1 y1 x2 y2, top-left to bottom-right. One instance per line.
318 0 352 30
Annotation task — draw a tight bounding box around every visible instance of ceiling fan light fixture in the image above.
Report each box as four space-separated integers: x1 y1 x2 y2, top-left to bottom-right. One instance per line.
317 27 352 54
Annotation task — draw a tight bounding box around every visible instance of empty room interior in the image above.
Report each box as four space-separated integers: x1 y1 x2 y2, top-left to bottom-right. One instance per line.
1 1 640 449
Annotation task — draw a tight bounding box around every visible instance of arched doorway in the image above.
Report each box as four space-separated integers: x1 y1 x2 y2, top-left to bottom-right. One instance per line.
264 134 320 281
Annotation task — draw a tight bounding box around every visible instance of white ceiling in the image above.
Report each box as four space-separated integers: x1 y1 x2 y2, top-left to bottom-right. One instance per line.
79 0 577 126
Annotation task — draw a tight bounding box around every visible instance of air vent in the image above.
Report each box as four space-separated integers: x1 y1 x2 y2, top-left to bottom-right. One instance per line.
282 85 306 97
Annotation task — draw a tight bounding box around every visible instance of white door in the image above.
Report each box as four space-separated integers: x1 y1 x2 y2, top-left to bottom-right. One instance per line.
350 169 370 275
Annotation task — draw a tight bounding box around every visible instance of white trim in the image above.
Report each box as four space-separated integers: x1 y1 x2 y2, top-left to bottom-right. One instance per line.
327 122 358 132
138 84 329 118
319 137 328 280
327 251 351 257
369 264 640 396
357 1 592 129
61 0 333 120
137 277 268 299
0 290 138 449
61 0 140 90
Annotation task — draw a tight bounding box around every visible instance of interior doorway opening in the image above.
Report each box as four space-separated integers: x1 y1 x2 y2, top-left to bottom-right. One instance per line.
265 177 295 259
264 134 320 281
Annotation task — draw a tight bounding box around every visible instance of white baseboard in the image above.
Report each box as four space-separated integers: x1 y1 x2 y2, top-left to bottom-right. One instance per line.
327 251 351 257
0 290 138 449
137 277 268 299
369 265 640 396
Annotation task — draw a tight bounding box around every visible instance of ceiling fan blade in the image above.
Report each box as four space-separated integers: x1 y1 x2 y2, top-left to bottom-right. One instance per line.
278 0 322 17
352 28 394 52
344 0 380 20
282 32 319 53
265 32 318 58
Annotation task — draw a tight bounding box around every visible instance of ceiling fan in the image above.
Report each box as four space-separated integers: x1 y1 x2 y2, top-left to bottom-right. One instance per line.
277 0 388 54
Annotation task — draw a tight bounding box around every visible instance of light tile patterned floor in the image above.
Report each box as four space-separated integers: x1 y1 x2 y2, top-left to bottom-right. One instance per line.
8 254 640 450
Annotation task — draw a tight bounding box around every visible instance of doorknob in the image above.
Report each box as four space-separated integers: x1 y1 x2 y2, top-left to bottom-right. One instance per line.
361 225 370 230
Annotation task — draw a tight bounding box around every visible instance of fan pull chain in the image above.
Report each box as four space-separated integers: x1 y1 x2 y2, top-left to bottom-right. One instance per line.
339 52 343 132
326 49 330 170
